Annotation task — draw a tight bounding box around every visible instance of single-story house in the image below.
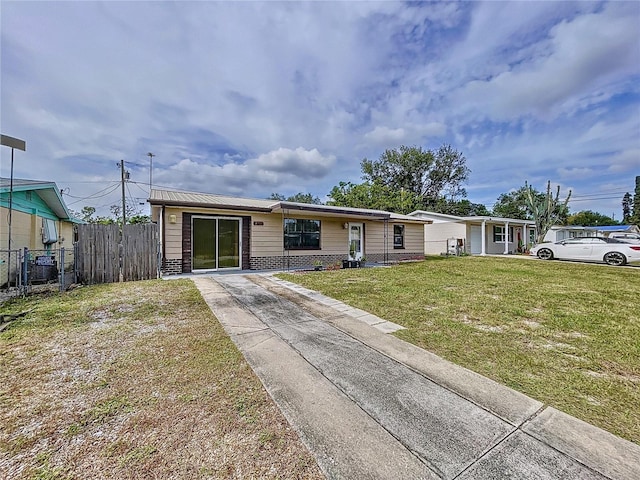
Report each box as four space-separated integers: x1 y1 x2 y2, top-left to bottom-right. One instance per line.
149 189 431 274
542 226 596 242
408 210 536 255
1 178 79 286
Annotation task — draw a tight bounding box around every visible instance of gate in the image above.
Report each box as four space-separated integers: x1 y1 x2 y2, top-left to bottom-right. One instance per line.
75 223 159 284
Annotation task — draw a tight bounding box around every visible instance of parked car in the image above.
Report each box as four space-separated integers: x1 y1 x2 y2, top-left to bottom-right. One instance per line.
608 232 640 244
530 237 640 266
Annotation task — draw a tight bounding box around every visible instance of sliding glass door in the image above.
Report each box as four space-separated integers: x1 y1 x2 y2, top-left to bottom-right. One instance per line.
192 217 241 271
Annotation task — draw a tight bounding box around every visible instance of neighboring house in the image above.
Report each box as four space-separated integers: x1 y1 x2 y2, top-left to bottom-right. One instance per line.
408 211 536 255
542 225 640 242
149 189 430 274
542 226 597 243
1 178 79 286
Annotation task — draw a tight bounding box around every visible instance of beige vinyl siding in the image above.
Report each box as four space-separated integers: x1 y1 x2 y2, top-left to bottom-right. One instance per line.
402 223 424 252
158 205 427 262
163 207 183 260
249 213 282 257
365 222 423 255
424 222 466 255
364 222 385 253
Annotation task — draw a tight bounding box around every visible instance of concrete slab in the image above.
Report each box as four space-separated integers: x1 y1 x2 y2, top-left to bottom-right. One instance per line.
197 277 437 480
458 430 607 479
324 312 543 427
373 320 406 333
254 274 543 427
356 313 386 326
215 276 514 479
523 408 640 480
192 275 637 480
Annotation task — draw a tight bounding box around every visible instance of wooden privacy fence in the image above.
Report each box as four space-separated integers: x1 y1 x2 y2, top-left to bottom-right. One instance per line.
75 223 159 284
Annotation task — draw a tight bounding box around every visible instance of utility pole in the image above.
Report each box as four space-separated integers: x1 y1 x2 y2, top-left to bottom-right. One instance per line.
147 152 155 216
147 152 155 194
120 160 127 227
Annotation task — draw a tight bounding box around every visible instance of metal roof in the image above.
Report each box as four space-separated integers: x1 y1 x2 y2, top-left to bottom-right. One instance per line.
150 189 431 222
409 210 534 224
150 189 276 212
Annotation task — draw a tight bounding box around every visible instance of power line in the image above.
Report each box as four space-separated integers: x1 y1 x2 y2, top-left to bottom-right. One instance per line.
64 182 121 206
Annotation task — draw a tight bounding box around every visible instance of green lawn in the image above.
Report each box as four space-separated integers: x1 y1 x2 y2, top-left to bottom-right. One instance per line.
0 280 322 479
278 256 640 444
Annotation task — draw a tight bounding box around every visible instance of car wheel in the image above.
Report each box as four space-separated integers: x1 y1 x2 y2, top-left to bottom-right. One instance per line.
537 248 553 260
604 251 626 266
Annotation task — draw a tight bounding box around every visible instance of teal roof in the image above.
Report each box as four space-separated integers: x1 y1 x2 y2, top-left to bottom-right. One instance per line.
0 177 79 222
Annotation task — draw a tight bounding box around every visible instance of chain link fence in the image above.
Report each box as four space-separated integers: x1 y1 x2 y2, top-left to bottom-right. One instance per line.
0 247 77 301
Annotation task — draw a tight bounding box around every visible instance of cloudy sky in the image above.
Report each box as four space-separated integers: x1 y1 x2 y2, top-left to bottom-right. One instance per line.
1 1 639 219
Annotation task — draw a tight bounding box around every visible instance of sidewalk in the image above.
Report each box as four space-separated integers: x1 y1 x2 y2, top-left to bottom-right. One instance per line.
192 274 639 480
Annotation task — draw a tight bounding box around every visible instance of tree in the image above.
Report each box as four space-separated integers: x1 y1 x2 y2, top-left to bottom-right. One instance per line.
567 210 617 226
128 214 151 224
361 144 470 207
632 175 640 226
269 192 321 204
524 181 572 243
71 204 148 225
492 186 545 220
328 144 471 213
622 193 632 224
327 181 423 214
71 206 114 224
431 199 491 216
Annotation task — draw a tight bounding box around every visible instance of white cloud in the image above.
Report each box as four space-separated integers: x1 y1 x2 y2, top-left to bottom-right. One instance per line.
0 1 637 220
607 149 640 173
453 2 639 120
154 147 336 196
364 127 406 145
557 167 594 180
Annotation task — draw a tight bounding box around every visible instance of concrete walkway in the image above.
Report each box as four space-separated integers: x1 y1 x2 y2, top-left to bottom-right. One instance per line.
191 274 640 480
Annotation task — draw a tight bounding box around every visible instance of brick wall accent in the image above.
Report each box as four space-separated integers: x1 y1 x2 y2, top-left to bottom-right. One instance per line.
162 258 183 275
248 252 424 270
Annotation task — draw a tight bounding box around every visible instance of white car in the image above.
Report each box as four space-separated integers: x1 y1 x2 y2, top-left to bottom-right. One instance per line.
608 232 640 244
530 237 640 266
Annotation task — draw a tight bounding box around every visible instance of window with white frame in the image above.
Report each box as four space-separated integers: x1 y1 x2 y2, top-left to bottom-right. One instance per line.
493 225 513 243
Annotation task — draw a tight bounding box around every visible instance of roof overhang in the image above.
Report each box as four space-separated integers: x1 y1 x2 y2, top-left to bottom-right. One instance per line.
273 202 390 220
1 179 73 220
148 198 273 213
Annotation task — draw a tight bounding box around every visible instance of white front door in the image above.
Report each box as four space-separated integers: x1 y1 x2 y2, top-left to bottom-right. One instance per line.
470 226 482 254
348 223 364 260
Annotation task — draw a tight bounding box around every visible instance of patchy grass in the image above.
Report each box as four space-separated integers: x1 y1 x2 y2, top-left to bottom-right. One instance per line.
0 280 322 479
279 256 640 444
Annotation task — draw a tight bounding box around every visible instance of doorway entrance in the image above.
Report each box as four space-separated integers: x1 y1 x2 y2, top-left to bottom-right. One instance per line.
192 217 241 271
348 223 364 260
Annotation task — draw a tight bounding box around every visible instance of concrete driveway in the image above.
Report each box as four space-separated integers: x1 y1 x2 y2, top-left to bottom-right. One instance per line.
192 274 639 480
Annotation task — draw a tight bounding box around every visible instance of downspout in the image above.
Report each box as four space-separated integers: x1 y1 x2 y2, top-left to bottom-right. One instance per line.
161 205 166 264
481 220 486 256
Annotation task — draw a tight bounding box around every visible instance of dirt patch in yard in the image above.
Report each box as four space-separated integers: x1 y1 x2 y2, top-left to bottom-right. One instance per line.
0 280 323 479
